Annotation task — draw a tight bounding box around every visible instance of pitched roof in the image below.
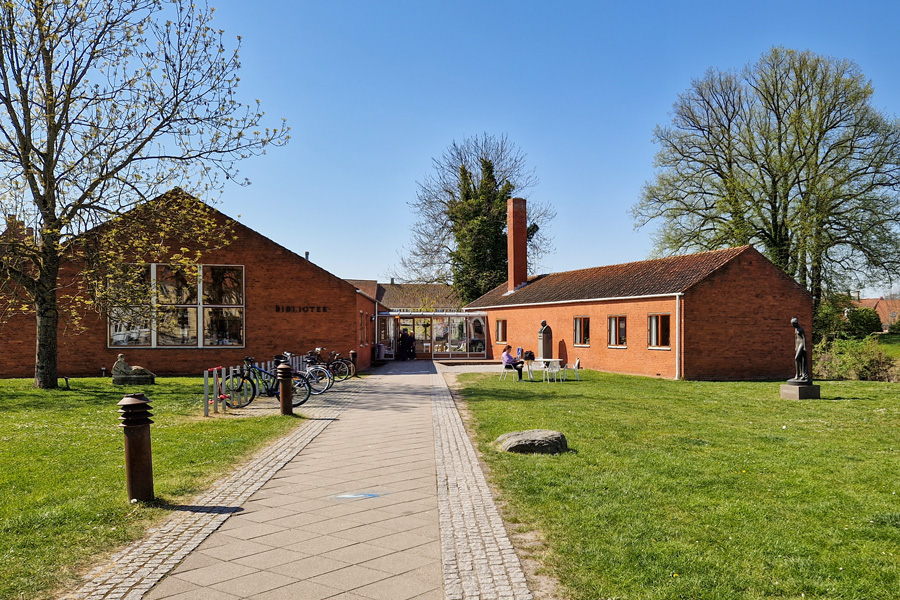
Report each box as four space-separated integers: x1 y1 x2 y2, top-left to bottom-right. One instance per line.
855 297 900 328
466 246 755 309
344 280 462 311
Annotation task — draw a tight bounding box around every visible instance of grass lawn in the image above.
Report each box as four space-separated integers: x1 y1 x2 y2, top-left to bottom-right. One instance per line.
877 333 900 360
0 377 299 600
457 371 900 600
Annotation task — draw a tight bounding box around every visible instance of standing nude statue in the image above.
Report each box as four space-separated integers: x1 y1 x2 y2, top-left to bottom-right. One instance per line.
789 317 811 384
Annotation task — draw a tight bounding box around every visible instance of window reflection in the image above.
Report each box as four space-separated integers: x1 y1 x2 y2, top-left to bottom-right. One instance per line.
204 308 244 346
157 307 198 346
157 265 197 305
203 266 243 305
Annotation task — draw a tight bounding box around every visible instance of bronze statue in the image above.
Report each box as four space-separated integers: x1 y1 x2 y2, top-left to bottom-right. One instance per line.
788 317 811 384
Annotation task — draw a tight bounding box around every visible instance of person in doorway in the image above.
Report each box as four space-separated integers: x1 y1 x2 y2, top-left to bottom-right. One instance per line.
398 329 410 361
501 344 525 381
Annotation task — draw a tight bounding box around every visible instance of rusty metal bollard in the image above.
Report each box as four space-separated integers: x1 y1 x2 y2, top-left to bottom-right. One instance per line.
276 362 293 416
118 393 154 502
349 350 358 377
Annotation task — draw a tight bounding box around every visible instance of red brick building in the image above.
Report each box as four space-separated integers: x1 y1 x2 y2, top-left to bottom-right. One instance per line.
0 190 377 378
466 198 814 380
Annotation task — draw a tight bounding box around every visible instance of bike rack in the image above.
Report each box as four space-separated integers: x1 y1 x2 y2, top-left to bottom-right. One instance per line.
203 366 225 416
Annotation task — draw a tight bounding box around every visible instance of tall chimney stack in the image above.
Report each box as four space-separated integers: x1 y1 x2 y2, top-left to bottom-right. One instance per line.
507 197 527 292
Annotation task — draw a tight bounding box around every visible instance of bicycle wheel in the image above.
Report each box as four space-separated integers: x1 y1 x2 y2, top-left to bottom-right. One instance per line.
223 373 256 408
291 373 312 407
342 358 356 378
306 366 333 394
330 360 351 381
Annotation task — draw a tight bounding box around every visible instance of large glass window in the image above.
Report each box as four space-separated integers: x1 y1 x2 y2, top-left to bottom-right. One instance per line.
648 314 671 348
608 315 626 347
469 317 486 352
574 316 590 346
202 266 244 346
433 317 450 353
450 317 467 352
108 264 244 348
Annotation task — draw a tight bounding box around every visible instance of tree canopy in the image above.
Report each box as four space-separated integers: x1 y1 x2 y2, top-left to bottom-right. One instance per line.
447 159 513 304
399 133 554 286
632 47 900 307
0 0 288 387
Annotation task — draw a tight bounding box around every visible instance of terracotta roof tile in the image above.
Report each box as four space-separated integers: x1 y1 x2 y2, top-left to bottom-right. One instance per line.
466 246 753 308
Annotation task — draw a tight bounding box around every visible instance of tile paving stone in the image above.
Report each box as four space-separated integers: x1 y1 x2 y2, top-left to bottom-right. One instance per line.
63 362 534 599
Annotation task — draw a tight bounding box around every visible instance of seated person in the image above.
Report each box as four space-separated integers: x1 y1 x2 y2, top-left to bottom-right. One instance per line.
500 344 525 381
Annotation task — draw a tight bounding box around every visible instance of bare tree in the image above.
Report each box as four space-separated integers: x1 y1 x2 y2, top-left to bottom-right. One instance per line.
0 0 289 387
633 47 900 308
397 133 554 284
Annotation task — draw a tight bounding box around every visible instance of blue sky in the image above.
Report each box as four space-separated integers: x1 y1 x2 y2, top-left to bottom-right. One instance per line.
207 0 900 287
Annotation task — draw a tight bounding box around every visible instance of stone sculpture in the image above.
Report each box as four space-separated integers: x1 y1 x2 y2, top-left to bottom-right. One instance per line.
112 354 156 385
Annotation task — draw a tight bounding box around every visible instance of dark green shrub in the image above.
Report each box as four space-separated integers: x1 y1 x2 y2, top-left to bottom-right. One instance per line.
889 318 900 334
847 307 883 338
814 336 895 381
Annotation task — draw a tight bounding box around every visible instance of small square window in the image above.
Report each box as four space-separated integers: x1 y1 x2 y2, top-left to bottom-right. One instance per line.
648 314 671 348
574 317 590 345
495 319 508 343
608 316 626 347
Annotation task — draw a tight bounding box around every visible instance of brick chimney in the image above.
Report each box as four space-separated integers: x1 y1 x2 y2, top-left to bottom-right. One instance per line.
507 197 527 292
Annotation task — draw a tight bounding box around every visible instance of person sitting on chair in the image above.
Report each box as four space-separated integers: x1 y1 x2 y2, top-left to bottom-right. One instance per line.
501 344 525 381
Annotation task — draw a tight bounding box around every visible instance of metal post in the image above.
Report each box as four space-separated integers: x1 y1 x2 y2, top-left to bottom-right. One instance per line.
349 350 358 377
203 370 210 417
277 362 293 416
118 393 154 502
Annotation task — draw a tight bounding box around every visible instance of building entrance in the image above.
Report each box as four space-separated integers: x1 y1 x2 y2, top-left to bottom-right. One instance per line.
377 312 487 360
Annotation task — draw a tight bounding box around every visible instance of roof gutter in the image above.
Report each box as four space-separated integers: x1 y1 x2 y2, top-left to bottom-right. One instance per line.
464 292 684 311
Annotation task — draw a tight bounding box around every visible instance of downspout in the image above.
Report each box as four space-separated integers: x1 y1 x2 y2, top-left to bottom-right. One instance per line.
675 293 684 380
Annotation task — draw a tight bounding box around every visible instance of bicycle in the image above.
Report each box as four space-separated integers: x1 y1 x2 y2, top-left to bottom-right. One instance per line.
308 348 354 381
222 356 312 409
282 350 334 394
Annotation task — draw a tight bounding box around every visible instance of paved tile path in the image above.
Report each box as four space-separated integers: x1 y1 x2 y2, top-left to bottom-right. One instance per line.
64 361 533 600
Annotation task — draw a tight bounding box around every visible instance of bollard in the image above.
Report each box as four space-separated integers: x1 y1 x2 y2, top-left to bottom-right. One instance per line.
276 362 293 416
118 393 154 502
349 350 357 377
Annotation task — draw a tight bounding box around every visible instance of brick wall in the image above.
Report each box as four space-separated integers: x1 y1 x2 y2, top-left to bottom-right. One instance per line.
484 296 680 378
0 214 372 378
682 247 813 380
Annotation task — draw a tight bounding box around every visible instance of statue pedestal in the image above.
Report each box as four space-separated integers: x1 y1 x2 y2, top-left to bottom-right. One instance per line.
113 374 156 386
780 384 820 400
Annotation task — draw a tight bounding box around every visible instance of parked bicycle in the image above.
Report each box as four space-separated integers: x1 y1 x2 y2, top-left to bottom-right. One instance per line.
307 348 355 381
223 356 311 409
282 350 334 394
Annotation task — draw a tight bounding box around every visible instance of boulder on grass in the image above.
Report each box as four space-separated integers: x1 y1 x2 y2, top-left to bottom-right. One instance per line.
494 429 568 454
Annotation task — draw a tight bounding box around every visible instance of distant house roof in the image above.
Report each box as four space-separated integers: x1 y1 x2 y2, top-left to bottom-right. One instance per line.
466 246 771 309
855 297 900 328
344 280 462 312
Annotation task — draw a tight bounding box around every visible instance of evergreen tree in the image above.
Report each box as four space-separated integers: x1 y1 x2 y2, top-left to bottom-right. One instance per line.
447 159 513 303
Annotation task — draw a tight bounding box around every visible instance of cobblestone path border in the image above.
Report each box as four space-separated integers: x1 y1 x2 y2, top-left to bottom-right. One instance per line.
431 370 534 600
64 378 370 600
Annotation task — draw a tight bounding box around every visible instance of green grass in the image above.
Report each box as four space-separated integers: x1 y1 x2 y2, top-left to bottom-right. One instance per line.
877 333 900 359
0 377 299 600
457 371 900 600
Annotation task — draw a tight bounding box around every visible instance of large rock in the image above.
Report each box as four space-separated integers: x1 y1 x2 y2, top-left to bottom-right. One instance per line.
494 429 568 454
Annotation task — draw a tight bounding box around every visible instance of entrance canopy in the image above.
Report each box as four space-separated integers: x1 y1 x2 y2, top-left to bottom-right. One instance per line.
377 311 488 360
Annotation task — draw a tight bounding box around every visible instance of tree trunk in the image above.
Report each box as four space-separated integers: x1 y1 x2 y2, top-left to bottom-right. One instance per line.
34 264 60 389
